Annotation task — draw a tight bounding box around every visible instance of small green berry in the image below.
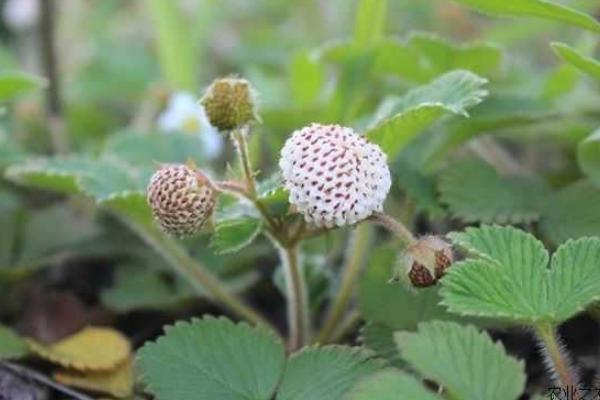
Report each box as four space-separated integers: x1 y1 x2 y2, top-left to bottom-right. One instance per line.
201 77 259 131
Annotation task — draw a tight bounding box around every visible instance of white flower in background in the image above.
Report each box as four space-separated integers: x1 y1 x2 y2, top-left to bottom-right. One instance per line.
158 92 223 159
3 0 39 32
279 123 391 228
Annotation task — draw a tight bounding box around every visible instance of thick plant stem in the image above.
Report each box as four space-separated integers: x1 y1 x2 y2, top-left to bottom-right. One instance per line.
277 242 310 350
316 224 372 344
119 213 275 331
370 212 416 245
535 323 579 398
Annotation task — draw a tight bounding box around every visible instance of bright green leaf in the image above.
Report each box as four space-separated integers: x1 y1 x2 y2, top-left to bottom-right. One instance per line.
211 217 263 255
276 346 383 400
147 0 197 90
137 317 285 400
552 42 600 83
452 0 600 34
546 238 600 320
346 369 441 400
289 52 324 107
442 225 600 323
367 70 488 159
396 321 525 400
438 159 548 223
0 70 46 101
353 0 387 48
0 325 28 359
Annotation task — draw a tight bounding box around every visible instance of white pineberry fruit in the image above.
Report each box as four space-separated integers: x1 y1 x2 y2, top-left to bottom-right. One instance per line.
279 123 391 228
146 164 216 236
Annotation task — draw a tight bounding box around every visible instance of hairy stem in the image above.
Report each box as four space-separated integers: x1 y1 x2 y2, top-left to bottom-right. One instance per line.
316 224 371 344
232 128 257 197
370 212 416 245
277 242 310 350
230 130 279 231
535 323 579 398
117 212 275 331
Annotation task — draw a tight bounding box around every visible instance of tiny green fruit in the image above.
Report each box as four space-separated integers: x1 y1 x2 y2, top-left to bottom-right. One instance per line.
201 77 259 131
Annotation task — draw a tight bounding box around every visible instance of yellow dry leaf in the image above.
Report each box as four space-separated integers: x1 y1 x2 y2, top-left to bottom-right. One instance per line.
28 327 131 371
54 358 134 398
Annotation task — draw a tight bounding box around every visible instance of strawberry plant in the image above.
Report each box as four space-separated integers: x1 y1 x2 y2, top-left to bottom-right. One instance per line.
1 0 600 399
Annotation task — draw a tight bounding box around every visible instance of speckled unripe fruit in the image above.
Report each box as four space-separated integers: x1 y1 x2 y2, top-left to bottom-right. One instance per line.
146 164 216 237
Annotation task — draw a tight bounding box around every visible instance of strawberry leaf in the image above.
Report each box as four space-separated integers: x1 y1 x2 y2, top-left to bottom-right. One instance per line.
441 225 600 323
138 317 286 400
396 321 525 400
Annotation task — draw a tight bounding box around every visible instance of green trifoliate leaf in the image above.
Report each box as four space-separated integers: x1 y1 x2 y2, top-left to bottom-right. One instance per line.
211 217 262 255
538 181 600 244
396 321 525 400
441 225 600 323
0 70 46 101
452 0 600 34
276 346 383 400
367 70 488 159
137 317 285 400
346 369 441 400
0 325 28 359
438 159 548 223
551 43 600 83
